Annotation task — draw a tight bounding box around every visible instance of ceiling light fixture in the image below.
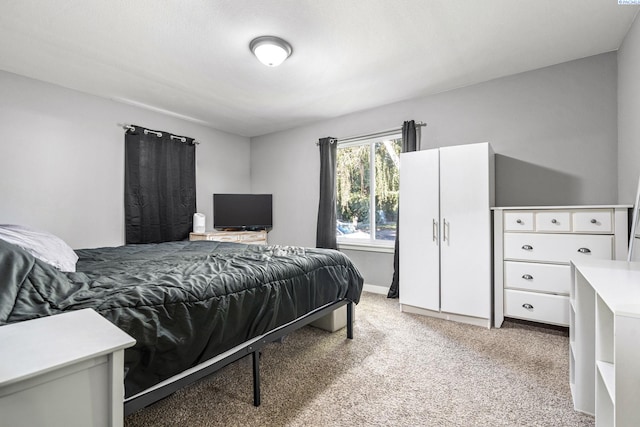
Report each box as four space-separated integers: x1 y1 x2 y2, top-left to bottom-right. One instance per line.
249 36 292 67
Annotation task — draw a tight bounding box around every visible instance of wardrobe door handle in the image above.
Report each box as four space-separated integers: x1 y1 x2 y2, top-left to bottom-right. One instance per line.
522 274 533 280
432 219 439 243
522 245 533 250
442 219 449 243
577 247 591 254
522 303 534 310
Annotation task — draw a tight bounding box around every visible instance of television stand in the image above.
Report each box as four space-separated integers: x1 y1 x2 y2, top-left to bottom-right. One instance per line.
189 229 267 245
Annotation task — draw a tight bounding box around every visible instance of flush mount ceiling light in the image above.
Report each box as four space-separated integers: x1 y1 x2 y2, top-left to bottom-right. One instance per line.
249 36 293 67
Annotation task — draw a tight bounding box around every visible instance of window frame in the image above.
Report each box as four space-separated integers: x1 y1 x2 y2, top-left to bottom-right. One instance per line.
336 132 402 249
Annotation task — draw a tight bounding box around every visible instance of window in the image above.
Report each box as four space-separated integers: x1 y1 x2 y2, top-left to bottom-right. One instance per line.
336 134 401 246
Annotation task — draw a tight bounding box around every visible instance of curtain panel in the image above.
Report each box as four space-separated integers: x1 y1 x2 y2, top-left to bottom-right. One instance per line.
125 126 196 244
316 137 338 249
388 120 418 298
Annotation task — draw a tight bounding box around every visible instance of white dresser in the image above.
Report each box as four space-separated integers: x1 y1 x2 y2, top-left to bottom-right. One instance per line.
493 206 629 328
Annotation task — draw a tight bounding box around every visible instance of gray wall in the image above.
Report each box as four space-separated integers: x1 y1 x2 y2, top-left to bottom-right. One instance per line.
0 71 251 249
0 49 623 289
251 53 619 289
338 249 395 291
618 14 640 205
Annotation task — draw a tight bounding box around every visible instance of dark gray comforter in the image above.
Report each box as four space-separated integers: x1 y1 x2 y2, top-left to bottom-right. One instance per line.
0 239 363 397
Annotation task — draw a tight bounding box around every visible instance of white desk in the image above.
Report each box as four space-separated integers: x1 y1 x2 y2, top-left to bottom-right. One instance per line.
0 309 135 427
570 259 640 426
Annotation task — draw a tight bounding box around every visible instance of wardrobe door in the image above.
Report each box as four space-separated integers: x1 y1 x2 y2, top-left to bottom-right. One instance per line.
439 143 492 319
399 149 440 311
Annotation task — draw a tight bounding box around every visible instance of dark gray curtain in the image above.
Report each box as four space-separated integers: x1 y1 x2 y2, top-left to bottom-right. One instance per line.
316 137 338 249
125 126 196 244
388 120 418 298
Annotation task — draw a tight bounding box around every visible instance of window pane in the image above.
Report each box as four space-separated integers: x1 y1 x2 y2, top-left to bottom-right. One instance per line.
336 135 401 244
336 145 371 240
374 139 401 241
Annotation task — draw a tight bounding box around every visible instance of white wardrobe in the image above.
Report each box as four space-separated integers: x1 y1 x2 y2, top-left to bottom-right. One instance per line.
399 142 495 328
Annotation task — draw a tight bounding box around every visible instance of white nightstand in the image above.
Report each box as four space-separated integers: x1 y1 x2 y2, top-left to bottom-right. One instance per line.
0 309 135 427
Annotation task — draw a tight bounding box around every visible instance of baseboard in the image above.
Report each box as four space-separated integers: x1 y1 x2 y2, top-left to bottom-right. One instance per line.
400 304 491 329
362 284 388 295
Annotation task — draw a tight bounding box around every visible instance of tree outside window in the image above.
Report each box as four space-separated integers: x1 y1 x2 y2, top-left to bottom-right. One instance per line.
336 135 401 245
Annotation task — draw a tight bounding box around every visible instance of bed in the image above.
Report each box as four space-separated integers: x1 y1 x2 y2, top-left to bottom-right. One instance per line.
0 232 363 413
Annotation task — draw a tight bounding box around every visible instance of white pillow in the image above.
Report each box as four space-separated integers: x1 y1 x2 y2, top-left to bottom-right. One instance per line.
0 224 78 272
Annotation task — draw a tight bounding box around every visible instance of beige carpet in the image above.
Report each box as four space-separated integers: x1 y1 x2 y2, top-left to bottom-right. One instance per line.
124 292 594 426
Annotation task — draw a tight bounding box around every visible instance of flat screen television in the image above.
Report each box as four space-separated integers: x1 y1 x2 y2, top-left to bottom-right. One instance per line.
213 193 273 231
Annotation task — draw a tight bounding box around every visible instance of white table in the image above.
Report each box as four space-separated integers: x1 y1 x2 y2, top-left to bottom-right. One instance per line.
0 309 135 427
570 259 640 426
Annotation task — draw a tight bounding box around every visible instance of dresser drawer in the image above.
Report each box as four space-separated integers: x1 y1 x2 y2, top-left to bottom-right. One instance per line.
504 261 571 294
504 212 534 231
572 210 612 233
535 211 571 232
504 289 569 326
504 233 613 263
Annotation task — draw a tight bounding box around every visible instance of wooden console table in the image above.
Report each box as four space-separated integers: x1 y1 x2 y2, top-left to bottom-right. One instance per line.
189 229 268 245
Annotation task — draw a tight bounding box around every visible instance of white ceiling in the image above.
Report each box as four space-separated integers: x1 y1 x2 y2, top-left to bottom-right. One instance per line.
0 1 637 137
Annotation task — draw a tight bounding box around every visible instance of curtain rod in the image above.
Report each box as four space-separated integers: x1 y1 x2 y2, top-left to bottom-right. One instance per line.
120 124 199 145
316 121 426 145
339 121 426 144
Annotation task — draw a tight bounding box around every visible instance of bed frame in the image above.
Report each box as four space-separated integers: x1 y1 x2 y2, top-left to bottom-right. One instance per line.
124 299 354 415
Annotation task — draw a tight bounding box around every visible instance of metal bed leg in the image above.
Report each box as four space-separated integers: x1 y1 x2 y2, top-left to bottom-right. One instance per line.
347 301 353 339
252 350 261 406
124 300 350 414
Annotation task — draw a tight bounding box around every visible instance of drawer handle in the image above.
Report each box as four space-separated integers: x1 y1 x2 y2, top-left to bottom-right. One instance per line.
516 219 523 224
522 274 533 280
522 303 534 310
577 247 591 254
551 219 557 224
522 245 533 250
590 219 597 224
